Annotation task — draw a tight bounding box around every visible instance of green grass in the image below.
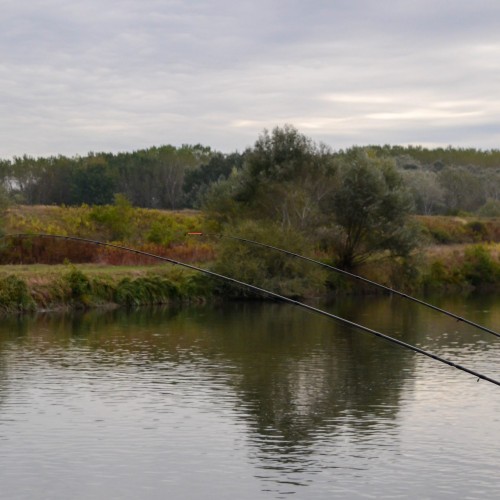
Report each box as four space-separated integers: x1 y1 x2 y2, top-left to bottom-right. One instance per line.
0 263 215 313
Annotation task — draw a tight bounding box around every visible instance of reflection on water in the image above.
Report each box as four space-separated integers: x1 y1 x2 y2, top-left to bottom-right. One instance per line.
0 296 499 499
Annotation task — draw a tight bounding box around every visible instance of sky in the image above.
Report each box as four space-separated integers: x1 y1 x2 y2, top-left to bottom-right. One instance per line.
1 0 500 158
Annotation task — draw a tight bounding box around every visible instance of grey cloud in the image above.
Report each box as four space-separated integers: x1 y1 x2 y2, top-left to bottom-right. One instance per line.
1 0 500 157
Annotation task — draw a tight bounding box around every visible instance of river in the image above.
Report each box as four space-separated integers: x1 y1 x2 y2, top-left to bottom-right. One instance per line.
0 294 499 499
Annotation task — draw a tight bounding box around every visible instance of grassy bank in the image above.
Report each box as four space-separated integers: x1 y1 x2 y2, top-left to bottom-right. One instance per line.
3 241 500 314
3 206 500 313
0 264 215 314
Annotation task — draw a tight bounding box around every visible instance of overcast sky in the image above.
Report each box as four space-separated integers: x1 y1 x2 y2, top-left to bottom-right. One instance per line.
1 0 500 158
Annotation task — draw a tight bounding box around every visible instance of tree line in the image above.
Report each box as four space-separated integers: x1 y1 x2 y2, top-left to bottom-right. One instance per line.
0 145 212 209
2 131 500 216
3 125 500 293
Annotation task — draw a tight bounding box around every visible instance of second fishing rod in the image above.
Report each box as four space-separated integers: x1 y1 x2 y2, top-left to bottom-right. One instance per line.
188 231 500 340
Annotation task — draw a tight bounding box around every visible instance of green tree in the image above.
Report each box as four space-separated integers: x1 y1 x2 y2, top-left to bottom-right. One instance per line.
71 156 116 205
36 156 74 205
112 145 212 209
205 125 336 231
204 131 418 274
183 151 246 208
323 148 418 270
9 155 42 204
438 166 485 214
401 169 445 215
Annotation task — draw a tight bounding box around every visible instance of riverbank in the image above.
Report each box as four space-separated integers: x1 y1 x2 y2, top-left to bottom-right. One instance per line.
3 206 500 313
0 264 214 314
2 240 500 314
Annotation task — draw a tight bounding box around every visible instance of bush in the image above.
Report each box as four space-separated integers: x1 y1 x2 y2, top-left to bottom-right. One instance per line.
89 194 134 241
465 221 488 242
62 265 94 307
417 216 466 244
0 275 35 313
461 245 500 286
420 260 461 289
212 220 326 298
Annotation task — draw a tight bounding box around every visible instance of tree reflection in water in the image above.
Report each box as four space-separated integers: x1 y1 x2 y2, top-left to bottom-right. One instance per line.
0 296 497 497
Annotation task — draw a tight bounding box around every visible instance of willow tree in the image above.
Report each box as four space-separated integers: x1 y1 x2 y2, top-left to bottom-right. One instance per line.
324 148 418 271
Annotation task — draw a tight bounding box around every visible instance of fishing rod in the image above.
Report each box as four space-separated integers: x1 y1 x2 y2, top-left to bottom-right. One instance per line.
187 232 500 340
3 232 500 388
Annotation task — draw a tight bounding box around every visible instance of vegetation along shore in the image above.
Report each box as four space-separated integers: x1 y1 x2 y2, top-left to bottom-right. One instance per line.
2 125 500 313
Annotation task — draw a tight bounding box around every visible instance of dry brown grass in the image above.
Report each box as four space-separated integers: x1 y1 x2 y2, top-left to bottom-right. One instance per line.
415 215 500 244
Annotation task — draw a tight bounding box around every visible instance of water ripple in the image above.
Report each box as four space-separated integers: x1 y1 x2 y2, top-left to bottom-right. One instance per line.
0 301 499 499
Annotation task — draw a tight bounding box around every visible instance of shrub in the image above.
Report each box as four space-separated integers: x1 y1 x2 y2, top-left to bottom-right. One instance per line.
63 265 93 306
420 260 460 289
212 219 326 298
89 194 134 241
2 205 214 265
461 245 500 286
465 221 488 242
416 216 468 244
0 275 35 313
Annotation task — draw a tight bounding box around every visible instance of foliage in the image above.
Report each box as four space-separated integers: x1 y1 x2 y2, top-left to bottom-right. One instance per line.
201 172 244 227
0 145 212 209
0 264 217 312
420 260 461 289
111 145 211 209
465 221 488 242
437 166 485 214
63 265 93 306
2 135 500 214
1 205 212 265
211 220 326 298
204 125 336 231
204 128 419 272
89 194 135 241
362 146 500 216
0 184 11 248
0 275 35 313
420 243 500 290
461 245 500 286
183 152 246 208
321 148 418 270
417 216 500 245
400 169 445 215
417 216 468 244
369 144 500 169
114 276 180 307
6 126 500 298
477 199 500 217
71 156 116 205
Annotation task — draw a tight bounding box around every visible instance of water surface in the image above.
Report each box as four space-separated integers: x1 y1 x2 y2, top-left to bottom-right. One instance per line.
0 295 499 499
